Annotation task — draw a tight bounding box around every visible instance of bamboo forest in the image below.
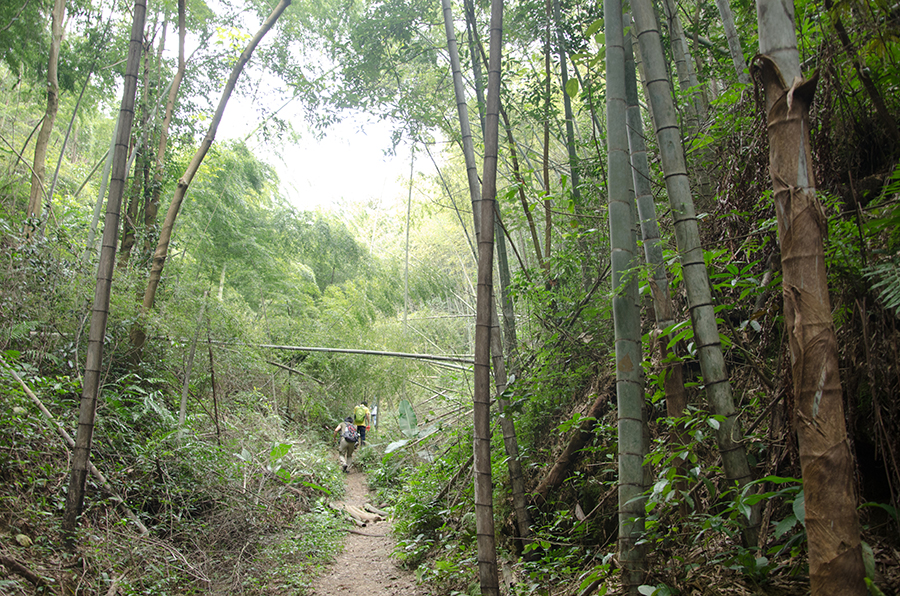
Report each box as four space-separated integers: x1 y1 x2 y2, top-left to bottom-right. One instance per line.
1 0 899 592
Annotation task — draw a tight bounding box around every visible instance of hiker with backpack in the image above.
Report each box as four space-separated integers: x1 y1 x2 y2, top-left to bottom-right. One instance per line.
353 401 372 446
333 416 359 473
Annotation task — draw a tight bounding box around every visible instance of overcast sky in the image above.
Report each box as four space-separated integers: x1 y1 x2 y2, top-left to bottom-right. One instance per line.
221 97 422 213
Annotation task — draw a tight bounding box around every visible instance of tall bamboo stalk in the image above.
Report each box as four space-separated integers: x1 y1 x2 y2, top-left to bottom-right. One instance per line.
715 0 750 84
453 0 533 549
473 0 504 589
631 0 759 546
607 1 646 591
62 0 146 537
624 15 688 499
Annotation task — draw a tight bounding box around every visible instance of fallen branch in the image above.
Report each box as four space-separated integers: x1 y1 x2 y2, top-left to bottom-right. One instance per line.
1 358 149 535
343 528 388 537
532 388 611 507
0 554 49 589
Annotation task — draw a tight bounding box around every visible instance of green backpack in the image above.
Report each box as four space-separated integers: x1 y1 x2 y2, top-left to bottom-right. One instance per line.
353 405 367 425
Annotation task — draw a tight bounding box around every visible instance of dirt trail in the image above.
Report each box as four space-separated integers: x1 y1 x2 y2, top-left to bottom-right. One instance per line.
308 471 422 596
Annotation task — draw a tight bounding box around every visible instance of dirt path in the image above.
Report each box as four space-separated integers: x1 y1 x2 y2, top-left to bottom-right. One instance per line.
309 471 423 596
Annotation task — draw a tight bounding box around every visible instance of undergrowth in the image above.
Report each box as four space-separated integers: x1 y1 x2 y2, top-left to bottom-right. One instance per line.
0 350 351 595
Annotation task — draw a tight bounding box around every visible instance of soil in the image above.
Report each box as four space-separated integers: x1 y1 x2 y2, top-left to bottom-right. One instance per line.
308 470 423 596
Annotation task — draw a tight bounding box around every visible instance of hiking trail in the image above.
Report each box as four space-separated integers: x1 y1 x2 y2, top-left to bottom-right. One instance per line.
309 469 423 596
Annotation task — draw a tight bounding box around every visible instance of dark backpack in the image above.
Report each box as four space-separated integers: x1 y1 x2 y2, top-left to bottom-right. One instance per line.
341 423 359 443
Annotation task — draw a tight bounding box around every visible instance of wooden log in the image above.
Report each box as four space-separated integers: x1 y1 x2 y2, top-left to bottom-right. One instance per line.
364 503 389 517
345 504 383 523
532 389 610 507
347 504 383 523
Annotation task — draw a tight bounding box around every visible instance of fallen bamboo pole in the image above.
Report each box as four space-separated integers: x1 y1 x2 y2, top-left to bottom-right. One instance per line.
210 340 475 365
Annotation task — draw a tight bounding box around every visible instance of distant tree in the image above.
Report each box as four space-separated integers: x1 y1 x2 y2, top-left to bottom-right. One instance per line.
0 0 49 77
25 0 65 235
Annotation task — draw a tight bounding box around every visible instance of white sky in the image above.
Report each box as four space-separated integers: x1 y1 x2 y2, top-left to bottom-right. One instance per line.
219 98 420 212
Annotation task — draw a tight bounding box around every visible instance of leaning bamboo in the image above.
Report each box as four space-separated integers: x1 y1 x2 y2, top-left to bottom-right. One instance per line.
136 0 292 350
63 0 146 537
630 0 759 546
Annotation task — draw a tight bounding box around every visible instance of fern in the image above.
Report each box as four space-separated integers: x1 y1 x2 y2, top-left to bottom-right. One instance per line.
862 259 900 317
0 321 39 343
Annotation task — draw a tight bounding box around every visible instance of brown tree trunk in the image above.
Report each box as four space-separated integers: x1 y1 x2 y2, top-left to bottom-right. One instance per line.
532 389 610 506
26 0 65 234
754 3 866 588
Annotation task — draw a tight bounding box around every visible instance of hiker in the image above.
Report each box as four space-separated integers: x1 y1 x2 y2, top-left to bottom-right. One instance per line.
353 401 372 446
333 416 359 473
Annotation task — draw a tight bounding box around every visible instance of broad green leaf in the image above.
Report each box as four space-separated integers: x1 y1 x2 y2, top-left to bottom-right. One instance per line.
565 78 580 98
386 439 411 453
862 540 876 579
585 18 603 38
774 513 797 538
270 443 290 461
398 398 417 437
